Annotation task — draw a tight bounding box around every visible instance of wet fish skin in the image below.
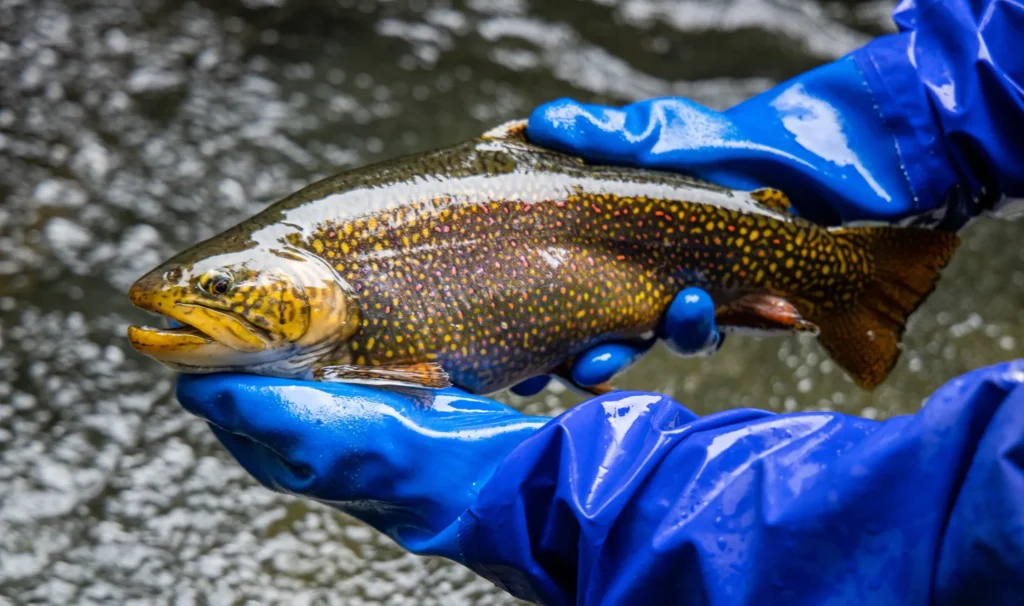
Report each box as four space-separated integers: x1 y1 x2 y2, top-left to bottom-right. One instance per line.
127 120 960 393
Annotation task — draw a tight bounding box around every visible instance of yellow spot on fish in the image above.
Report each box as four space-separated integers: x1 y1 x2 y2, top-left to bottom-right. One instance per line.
312 239 325 254
366 337 376 350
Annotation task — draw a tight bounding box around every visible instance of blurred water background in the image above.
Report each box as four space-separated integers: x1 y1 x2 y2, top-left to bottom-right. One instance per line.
0 0 1020 603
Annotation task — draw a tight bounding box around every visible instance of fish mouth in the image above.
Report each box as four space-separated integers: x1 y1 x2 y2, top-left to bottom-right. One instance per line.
128 289 272 366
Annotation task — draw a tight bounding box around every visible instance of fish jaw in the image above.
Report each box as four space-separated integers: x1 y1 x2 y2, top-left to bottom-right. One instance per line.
126 324 253 369
128 282 274 369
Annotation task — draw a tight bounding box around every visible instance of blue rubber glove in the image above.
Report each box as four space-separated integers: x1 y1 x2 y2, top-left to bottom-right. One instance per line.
527 2 1024 232
177 360 1024 604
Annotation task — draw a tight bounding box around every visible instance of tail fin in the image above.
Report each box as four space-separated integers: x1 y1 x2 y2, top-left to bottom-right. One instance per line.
816 226 960 390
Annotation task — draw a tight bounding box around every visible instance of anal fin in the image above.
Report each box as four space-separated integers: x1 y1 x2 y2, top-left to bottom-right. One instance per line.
553 358 618 397
750 188 793 214
314 362 452 390
715 294 818 336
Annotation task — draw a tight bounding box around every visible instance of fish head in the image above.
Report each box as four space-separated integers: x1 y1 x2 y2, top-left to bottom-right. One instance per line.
127 244 357 375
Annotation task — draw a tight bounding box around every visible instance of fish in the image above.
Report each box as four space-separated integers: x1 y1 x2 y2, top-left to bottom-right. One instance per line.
127 120 960 394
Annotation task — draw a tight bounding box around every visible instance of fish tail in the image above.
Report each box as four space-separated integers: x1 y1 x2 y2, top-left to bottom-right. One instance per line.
814 226 960 390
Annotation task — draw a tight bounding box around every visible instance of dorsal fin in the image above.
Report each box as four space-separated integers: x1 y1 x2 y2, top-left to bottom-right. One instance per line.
480 119 529 143
749 187 793 214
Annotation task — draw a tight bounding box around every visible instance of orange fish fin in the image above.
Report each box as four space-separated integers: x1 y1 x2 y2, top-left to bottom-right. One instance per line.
582 381 617 396
749 188 793 214
715 294 819 335
816 226 960 390
552 359 618 397
314 362 452 390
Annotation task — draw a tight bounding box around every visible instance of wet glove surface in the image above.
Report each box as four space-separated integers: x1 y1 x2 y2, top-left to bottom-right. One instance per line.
177 361 1024 605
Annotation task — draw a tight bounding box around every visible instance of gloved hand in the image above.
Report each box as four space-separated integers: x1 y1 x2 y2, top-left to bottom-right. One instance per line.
510 286 721 396
177 360 1024 604
518 0 1024 392
527 17 1024 232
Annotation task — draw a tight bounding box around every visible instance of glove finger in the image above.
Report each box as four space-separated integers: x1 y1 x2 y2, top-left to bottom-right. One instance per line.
510 375 552 397
176 374 356 454
571 341 652 388
660 287 722 357
527 98 778 192
207 423 316 494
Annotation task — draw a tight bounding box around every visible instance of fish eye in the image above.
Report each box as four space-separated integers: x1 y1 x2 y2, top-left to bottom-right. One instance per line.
210 276 231 295
201 272 233 295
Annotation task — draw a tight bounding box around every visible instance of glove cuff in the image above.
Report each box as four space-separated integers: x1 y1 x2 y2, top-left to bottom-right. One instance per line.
851 34 973 220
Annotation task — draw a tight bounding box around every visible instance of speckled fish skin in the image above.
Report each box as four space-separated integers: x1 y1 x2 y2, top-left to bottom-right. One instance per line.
128 120 959 393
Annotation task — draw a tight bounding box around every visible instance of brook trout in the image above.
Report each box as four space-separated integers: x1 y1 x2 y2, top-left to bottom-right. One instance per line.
127 121 959 393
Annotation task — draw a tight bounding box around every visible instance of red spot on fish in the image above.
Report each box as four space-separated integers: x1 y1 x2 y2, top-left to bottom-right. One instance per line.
385 305 391 314
690 216 698 222
616 255 626 261
655 210 664 217
519 255 529 267
727 225 735 232
773 238 781 245
592 204 602 213
481 205 489 214
328 231 337 238
555 200 565 207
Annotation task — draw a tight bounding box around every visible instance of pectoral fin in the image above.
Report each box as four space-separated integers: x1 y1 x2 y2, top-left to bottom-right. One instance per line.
715 294 818 336
314 362 452 389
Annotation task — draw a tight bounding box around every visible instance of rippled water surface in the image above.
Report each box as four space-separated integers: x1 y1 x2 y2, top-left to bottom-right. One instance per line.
1 0 1020 603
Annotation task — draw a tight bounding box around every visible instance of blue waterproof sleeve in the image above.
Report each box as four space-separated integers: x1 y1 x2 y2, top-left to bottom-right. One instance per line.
527 0 1024 229
177 361 1024 605
852 0 1024 222
457 360 1024 605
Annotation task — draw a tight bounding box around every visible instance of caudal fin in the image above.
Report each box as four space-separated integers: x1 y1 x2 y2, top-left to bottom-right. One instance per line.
816 226 960 390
